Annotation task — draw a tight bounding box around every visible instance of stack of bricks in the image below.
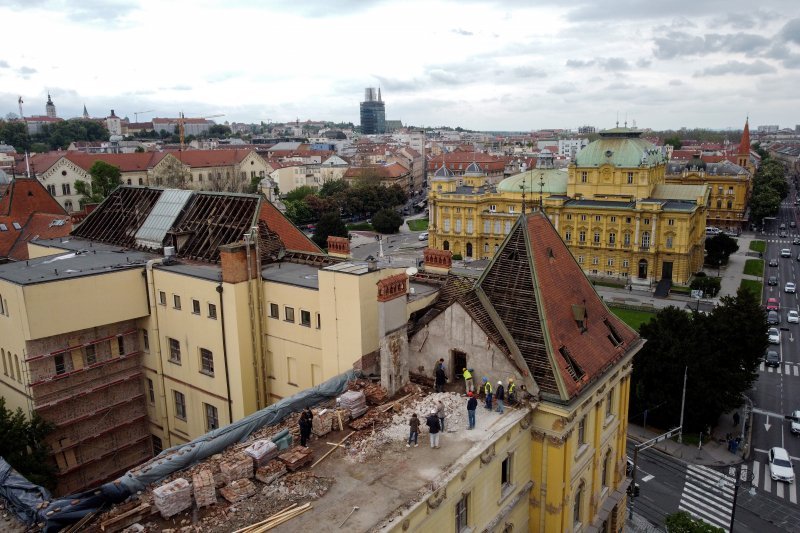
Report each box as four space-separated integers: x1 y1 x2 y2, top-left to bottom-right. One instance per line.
153 477 192 518
219 478 257 503
245 439 278 468
311 410 333 437
220 454 253 485
255 460 287 485
339 390 368 418
364 383 388 405
192 469 217 509
277 446 314 472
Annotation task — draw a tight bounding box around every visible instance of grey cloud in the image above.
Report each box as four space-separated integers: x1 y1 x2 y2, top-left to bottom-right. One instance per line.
373 76 418 92
668 79 683 86
565 57 630 71
161 85 192 91
564 0 762 22
653 31 770 59
0 60 9 68
566 59 594 68
17 66 36 79
0 0 138 25
636 58 652 68
512 65 546 78
717 12 755 30
694 60 777 76
781 18 800 45
428 69 462 86
548 83 577 95
452 28 473 36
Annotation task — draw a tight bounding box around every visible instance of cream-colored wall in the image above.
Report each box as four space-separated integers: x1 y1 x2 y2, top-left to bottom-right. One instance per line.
0 280 32 413
263 281 323 401
22 269 149 340
38 157 86 211
25 242 71 259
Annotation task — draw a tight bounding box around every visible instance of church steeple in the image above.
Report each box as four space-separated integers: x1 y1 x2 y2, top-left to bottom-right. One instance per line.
738 117 750 169
45 92 56 118
82 104 89 119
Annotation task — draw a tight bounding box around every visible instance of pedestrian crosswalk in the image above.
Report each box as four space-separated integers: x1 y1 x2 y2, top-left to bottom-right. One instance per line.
751 459 799 504
759 361 800 376
678 464 734 531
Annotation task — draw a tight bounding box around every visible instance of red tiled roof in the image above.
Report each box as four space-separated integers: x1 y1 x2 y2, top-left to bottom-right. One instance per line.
0 178 70 260
257 200 321 254
8 212 73 260
527 213 640 399
29 151 69 174
426 152 506 173
166 149 256 168
344 163 410 179
65 152 168 172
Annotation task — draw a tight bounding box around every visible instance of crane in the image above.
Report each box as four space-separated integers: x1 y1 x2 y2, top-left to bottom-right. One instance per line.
178 112 225 150
134 109 155 122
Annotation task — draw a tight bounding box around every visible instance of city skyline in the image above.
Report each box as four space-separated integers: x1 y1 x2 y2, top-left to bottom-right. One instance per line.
1 0 798 131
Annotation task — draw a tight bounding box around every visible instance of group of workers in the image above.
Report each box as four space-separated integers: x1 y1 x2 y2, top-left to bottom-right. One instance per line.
461 368 516 413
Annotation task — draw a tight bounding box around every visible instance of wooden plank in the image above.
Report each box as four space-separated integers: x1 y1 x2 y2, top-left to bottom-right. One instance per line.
380 393 414 412
100 503 151 532
311 431 354 468
233 503 298 533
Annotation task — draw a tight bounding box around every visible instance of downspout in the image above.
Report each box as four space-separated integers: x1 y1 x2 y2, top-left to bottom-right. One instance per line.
146 258 171 445
216 283 234 424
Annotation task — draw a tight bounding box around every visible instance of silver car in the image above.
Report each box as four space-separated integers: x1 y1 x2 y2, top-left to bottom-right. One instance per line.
769 447 795 483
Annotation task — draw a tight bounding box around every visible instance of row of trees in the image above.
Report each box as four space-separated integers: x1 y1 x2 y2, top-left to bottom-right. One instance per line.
0 398 56 490
630 288 766 432
283 181 407 227
750 144 787 225
0 119 109 152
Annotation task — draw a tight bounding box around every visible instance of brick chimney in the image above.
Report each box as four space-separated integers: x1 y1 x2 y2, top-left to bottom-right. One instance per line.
219 241 258 283
376 273 410 396
423 248 452 274
327 236 350 259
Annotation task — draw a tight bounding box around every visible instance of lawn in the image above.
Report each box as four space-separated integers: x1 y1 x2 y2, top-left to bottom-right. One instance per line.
609 306 657 332
740 279 763 297
749 240 766 253
743 259 764 277
407 218 429 231
347 222 374 231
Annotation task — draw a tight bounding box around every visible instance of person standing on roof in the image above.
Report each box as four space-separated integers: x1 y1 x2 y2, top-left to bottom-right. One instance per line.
483 377 493 410
407 413 420 448
436 400 446 431
463 367 474 395
434 363 446 393
507 378 516 405
426 409 441 448
495 381 505 414
466 392 477 429
298 411 312 448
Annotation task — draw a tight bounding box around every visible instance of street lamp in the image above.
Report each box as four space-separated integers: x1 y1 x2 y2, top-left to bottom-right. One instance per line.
725 464 756 532
539 172 545 212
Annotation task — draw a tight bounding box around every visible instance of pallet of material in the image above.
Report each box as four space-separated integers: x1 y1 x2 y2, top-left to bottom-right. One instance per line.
311 410 333 436
363 383 388 405
339 390 368 418
277 446 314 472
152 477 191 519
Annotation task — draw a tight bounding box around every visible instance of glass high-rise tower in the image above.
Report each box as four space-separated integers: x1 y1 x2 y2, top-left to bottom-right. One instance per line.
360 87 385 134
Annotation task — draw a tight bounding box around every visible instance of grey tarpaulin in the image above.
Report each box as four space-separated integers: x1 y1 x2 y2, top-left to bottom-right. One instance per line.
0 458 52 525
0 369 359 532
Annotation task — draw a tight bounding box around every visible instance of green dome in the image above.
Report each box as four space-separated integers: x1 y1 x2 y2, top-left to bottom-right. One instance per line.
498 168 568 194
575 128 666 168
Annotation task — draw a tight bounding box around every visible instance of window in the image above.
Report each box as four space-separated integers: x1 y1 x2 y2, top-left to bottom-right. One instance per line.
577 255 584 264
580 214 587 221
608 232 616 244
47 184 56 195
592 257 599 265
642 232 650 248
668 218 675 226
158 291 166 305
147 378 155 404
610 216 616 223
625 217 632 224
284 306 295 322
595 215 601 222
489 204 497 212
606 389 614 416
578 231 586 243
466 219 474 233
494 221 501 234
174 390 186 420
61 183 71 195
14 355 21 382
55 354 66 375
85 344 96 365
577 416 586 445
300 310 311 327
504 221 511 234
581 171 588 183
455 219 462 233
501 453 513 489
643 218 650 225
565 231 572 241
205 403 219 431
142 329 149 350
117 336 125 356
173 294 181 309
602 451 611 488
287 356 298 385
508 205 515 214
192 299 201 315
622 259 629 268
727 200 733 209
208 303 217 319
0 294 3 315
573 483 584 527
444 219 451 232
1 349 6 375
593 231 600 243
139 178 144 185
666 235 673 249
716 199 722 209
627 172 634 184
168 338 181 364
200 348 214 375
607 258 614 266
152 435 163 455
623 233 631 246
269 303 279 318
455 493 469 532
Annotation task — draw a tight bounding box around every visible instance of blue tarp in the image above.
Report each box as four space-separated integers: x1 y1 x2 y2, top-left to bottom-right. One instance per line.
0 369 359 532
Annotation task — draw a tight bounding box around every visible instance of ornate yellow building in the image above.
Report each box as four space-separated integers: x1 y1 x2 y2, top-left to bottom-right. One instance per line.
429 128 710 285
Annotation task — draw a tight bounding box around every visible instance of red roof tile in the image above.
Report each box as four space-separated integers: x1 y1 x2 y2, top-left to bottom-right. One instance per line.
257 200 321 254
0 178 70 260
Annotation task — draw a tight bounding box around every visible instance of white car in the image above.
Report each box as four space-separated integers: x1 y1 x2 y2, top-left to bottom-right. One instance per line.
782 248 792 258
790 410 800 435
769 447 795 483
768 327 781 344
788 310 799 324
786 282 797 293
418 232 429 241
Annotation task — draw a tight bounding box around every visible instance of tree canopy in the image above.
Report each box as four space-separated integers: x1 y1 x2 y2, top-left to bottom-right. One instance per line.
0 397 56 490
750 156 787 225
665 511 725 532
371 208 404 234
630 288 765 432
282 181 408 226
34 119 109 150
75 160 122 206
312 211 348 248
704 233 739 266
0 120 31 151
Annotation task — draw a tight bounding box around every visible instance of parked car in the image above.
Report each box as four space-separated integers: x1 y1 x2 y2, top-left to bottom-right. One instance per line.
787 282 797 293
767 297 780 311
781 223 787 230
768 327 781 344
418 232 429 241
781 231 788 238
782 248 792 258
769 276 779 286
770 258 780 267
788 310 799 324
765 350 781 367
790 411 800 435
769 447 795 483
768 310 780 324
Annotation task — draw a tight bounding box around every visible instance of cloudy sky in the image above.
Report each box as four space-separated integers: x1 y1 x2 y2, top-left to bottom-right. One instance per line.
1 0 799 131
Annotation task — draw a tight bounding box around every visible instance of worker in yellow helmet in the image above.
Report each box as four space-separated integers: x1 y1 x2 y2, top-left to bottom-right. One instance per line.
463 368 473 395
507 378 516 405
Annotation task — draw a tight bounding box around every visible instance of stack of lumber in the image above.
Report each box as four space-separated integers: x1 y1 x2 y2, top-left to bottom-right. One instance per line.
233 503 311 533
339 390 368 418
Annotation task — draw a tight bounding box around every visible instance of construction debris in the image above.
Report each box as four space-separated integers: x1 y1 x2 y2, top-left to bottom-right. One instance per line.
255 461 287 485
220 478 257 503
192 469 217 509
220 454 254 485
338 390 367 418
234 502 311 533
153 478 191 518
277 446 314 472
311 409 333 436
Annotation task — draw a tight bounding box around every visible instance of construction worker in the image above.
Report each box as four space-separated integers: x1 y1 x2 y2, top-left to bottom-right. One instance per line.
482 377 493 410
463 368 474 395
507 378 516 405
495 381 505 414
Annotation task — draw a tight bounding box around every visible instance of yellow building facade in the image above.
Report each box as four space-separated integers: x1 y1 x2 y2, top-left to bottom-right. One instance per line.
429 129 710 285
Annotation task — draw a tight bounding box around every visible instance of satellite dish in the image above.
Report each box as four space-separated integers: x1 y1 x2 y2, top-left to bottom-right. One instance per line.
406 266 418 276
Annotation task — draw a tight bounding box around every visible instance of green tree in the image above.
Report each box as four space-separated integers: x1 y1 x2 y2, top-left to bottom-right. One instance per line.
135 146 145 153
207 124 232 137
631 288 765 432
664 135 683 149
284 199 314 225
0 120 32 151
371 208 404 234
704 233 739 266
34 119 108 150
749 188 781 225
319 180 350 198
284 185 317 203
312 211 348 248
751 141 769 160
75 160 122 206
0 397 56 490
689 272 721 297
665 511 724 532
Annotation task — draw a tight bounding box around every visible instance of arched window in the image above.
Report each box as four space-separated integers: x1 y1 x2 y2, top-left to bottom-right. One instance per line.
64 200 73 212
466 243 473 257
138 178 144 185
601 450 611 488
727 200 733 209
443 240 450 251
1 348 6 375
126 178 131 185
14 355 21 383
573 481 584 527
